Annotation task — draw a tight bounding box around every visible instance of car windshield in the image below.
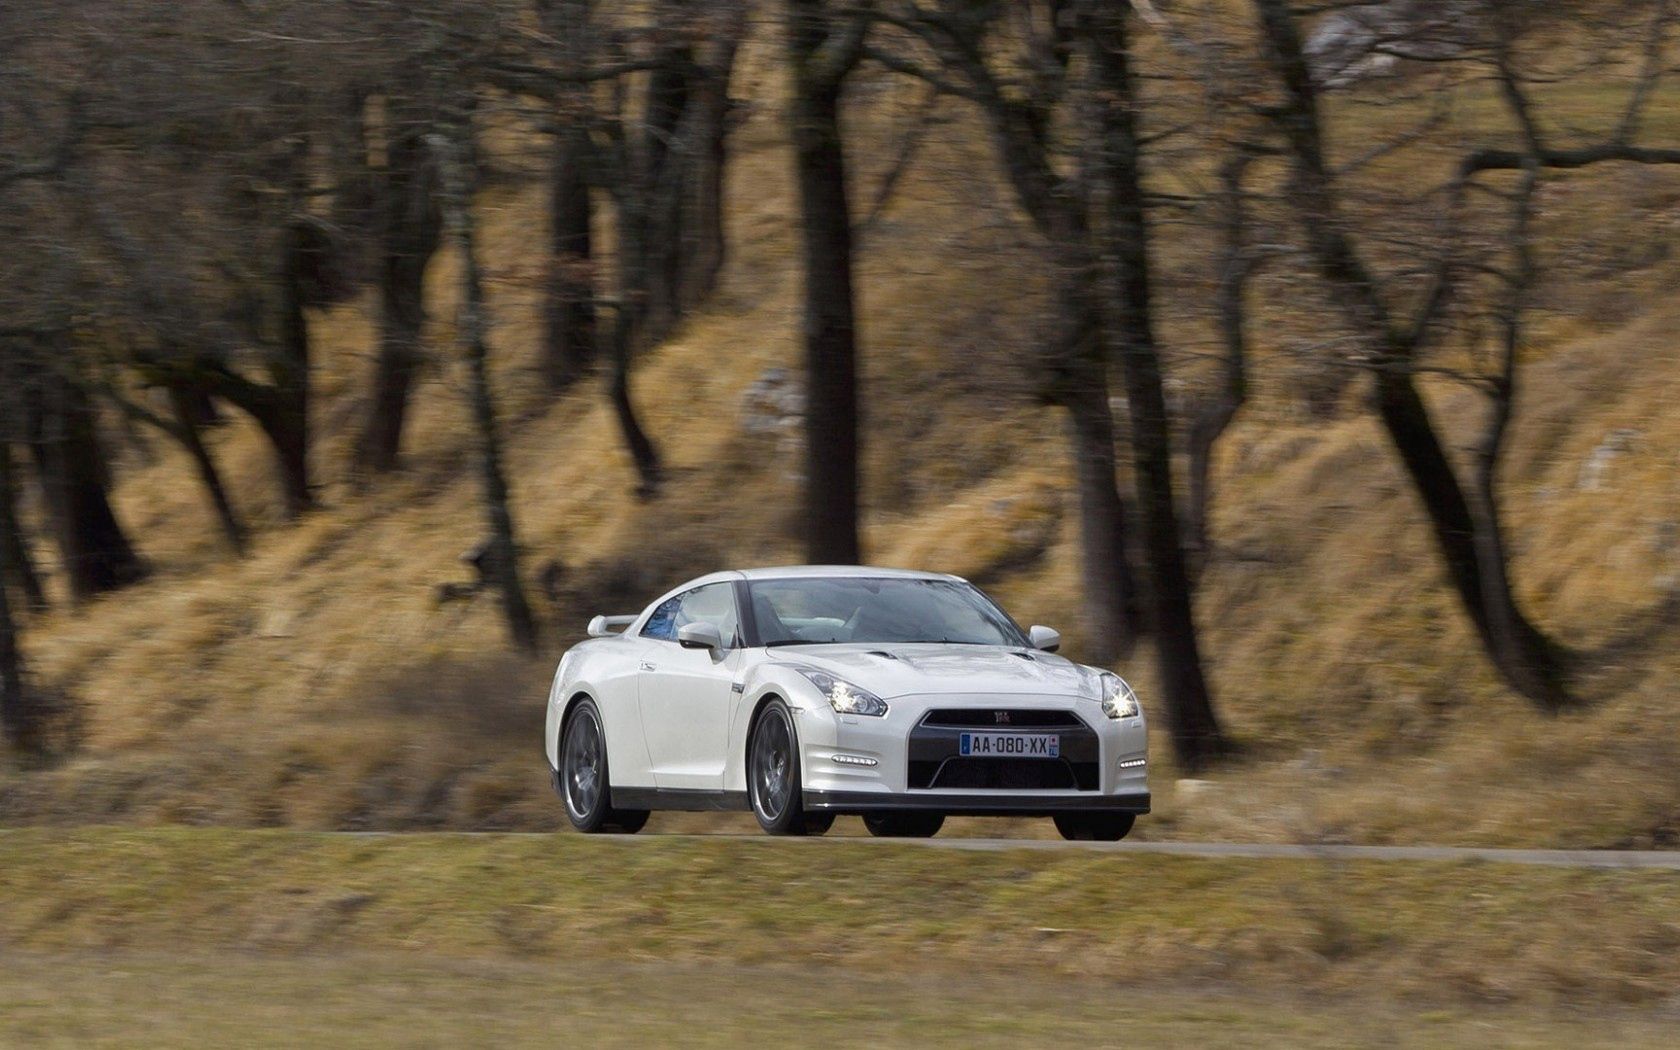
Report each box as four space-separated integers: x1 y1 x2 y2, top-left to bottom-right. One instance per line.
745 577 1029 648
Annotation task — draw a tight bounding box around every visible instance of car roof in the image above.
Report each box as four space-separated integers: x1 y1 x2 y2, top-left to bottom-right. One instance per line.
647 565 961 603
734 565 960 582
623 566 971 628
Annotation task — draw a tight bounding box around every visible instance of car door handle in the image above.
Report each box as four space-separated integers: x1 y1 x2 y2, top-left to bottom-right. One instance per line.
639 661 658 672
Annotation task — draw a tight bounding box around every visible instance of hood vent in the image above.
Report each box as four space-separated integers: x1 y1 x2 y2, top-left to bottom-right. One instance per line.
865 650 900 660
1010 651 1038 662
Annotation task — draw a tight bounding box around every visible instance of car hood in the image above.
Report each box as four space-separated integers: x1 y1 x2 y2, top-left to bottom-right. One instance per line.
766 643 1103 699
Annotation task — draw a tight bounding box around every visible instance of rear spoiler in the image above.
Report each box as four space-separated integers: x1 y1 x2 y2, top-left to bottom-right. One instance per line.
587 614 638 638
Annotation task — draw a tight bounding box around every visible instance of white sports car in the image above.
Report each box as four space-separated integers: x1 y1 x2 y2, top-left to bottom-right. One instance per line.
544 566 1150 840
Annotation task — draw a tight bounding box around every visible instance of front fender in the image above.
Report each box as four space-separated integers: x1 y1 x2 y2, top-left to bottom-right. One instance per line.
724 662 837 794
543 651 574 772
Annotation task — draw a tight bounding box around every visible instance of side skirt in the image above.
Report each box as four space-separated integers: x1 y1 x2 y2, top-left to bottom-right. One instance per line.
610 786 751 813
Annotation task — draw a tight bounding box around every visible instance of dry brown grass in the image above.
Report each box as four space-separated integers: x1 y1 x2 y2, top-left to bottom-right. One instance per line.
3 28 1679 845
7 828 1680 1011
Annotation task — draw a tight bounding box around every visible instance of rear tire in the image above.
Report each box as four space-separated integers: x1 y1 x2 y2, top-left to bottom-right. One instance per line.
1053 813 1135 842
560 699 648 834
863 812 945 838
748 700 811 836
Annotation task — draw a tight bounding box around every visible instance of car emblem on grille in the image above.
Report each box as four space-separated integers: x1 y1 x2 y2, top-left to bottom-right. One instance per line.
994 711 1011 724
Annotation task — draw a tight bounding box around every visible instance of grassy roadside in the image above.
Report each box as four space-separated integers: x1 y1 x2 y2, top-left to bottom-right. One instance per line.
5 952 1678 1049
3 828 1678 1008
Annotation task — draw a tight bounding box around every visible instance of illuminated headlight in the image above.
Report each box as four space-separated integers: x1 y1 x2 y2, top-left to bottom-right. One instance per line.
794 667 889 717
1118 758 1147 769
1099 672 1141 720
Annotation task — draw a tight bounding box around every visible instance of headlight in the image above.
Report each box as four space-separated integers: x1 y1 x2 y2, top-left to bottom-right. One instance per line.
793 667 889 717
1099 672 1141 720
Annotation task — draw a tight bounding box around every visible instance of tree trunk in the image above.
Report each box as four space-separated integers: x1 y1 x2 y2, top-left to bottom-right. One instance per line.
0 443 48 613
1375 371 1566 706
1066 378 1140 664
355 125 443 474
1082 3 1227 770
1465 166 1569 709
915 10 1143 658
1185 154 1253 579
0 520 34 754
538 0 599 392
608 193 665 497
166 384 247 555
433 128 539 652
682 69 731 308
1252 0 1571 710
28 372 147 602
788 2 864 565
260 223 315 517
542 121 597 392
1048 262 1141 660
643 50 694 341
680 2 747 309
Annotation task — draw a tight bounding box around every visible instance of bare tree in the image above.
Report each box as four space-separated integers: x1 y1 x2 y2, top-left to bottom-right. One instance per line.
432 118 539 651
677 2 749 309
536 0 599 393
1249 0 1680 710
354 78 446 475
1184 150 1258 575
0 443 48 612
497 2 746 489
0 509 30 753
0 355 47 756
100 369 248 555
25 363 148 600
868 1 1143 660
1078 0 1228 768
788 0 872 564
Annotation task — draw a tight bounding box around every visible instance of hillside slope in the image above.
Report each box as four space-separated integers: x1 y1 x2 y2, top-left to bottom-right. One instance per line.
3 52 1678 846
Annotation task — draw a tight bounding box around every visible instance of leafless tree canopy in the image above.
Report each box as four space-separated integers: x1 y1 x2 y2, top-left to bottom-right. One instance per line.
4 0 1679 757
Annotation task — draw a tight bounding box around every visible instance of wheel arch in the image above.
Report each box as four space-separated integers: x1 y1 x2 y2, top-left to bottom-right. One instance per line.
744 691 786 755
557 689 596 750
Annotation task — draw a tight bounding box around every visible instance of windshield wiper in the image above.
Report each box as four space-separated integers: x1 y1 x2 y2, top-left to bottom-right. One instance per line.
762 639 840 647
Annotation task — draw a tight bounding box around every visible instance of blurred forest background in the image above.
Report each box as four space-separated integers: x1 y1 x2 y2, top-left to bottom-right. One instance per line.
2 0 1678 845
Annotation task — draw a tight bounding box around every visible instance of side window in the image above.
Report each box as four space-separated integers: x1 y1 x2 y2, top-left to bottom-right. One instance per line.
641 595 684 641
679 583 741 648
640 584 740 647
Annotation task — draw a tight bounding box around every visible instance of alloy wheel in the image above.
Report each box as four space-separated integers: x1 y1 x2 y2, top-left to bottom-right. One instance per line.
565 708 604 820
752 709 793 822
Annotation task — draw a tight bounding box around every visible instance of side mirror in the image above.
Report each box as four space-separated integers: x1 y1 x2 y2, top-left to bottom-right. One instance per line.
1028 625 1061 653
677 621 725 651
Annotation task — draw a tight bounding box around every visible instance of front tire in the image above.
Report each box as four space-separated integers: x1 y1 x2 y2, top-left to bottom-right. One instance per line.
1053 813 1135 842
863 812 945 838
748 700 815 835
560 699 648 834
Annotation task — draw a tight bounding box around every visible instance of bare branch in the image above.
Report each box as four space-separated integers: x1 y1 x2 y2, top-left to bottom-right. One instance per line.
1616 0 1673 143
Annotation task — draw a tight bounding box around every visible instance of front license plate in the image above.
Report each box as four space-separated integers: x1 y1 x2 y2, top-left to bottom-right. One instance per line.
959 732 1060 758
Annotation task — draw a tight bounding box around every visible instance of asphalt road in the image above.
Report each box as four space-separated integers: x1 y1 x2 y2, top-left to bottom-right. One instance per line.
319 829 1680 869
587 833 1680 869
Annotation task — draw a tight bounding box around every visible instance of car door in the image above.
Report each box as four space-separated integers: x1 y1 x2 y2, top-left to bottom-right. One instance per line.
636 582 742 791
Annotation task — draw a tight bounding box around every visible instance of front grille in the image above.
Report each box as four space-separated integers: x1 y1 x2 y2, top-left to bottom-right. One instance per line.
907 708 1100 792
919 757 1085 790
920 709 1086 728
908 756 1098 791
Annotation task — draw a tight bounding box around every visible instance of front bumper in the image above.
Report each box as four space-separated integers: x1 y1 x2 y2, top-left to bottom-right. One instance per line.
804 789 1150 816
791 693 1150 808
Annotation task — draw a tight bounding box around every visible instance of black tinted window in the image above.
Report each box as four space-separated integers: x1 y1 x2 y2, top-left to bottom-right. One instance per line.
642 595 684 641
